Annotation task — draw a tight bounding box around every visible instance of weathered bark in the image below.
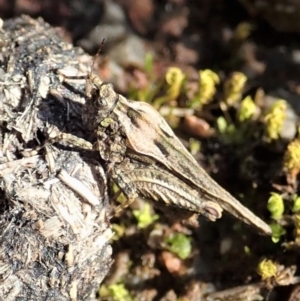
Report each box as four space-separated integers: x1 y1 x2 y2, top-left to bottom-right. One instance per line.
0 15 112 301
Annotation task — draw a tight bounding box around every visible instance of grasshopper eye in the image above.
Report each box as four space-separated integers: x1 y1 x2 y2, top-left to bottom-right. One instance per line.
96 97 107 107
94 82 117 109
203 202 223 221
99 83 113 98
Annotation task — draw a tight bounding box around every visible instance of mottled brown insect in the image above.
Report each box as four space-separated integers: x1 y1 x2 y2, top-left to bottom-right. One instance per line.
37 73 271 235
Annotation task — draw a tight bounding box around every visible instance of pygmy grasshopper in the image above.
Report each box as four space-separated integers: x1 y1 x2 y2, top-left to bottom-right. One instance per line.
35 73 271 235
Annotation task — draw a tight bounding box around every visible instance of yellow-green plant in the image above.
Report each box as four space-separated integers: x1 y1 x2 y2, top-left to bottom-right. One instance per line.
190 69 219 109
233 22 255 41
244 245 251 255
293 214 300 239
216 116 240 144
284 138 300 179
267 192 284 220
257 259 278 280
153 67 186 108
165 233 192 260
292 194 300 213
238 95 257 122
189 138 201 156
99 283 133 301
165 67 186 100
224 72 247 106
264 100 287 141
144 52 154 75
133 203 159 229
269 223 286 243
111 223 126 240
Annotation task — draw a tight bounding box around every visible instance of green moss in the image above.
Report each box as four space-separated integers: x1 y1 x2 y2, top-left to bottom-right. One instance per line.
267 192 284 221
99 283 134 301
133 203 159 229
165 233 192 260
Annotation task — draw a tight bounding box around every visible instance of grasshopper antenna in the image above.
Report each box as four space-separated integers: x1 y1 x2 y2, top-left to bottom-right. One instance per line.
86 39 106 97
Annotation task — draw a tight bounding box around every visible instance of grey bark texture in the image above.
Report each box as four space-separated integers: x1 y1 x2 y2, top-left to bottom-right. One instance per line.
0 15 113 301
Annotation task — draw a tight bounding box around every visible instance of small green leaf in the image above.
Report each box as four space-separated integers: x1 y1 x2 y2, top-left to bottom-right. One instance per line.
217 116 228 133
264 99 287 141
144 52 154 74
224 72 247 105
104 283 133 301
111 223 125 240
267 192 284 220
292 195 300 213
269 223 286 243
234 22 255 41
216 116 237 144
165 233 192 260
244 245 251 255
133 203 159 229
238 96 257 122
189 138 201 156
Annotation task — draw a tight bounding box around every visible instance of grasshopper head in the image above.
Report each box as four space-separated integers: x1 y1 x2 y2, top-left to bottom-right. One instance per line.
83 76 119 131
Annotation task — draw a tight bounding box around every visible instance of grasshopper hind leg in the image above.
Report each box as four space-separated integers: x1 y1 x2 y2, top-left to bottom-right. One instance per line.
109 195 136 218
108 167 139 218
